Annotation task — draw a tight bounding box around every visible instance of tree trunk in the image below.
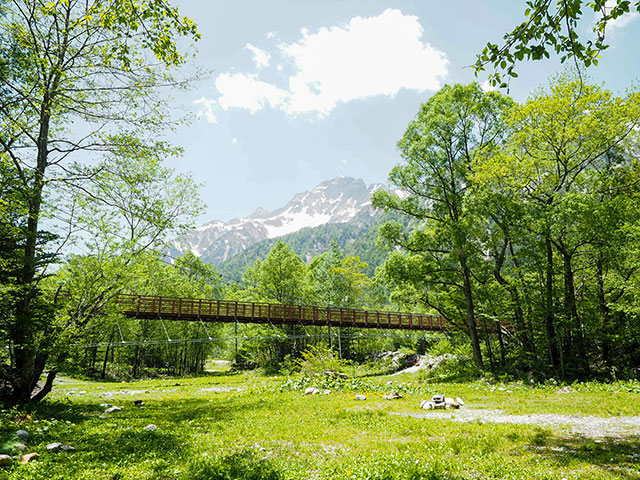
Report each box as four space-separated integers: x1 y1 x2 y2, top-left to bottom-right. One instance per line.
459 255 484 369
7 90 55 404
596 257 612 365
496 321 506 366
508 242 536 354
561 250 590 375
544 236 561 375
101 334 114 379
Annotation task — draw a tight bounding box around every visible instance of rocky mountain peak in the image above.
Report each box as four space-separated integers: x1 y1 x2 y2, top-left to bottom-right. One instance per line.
171 176 384 264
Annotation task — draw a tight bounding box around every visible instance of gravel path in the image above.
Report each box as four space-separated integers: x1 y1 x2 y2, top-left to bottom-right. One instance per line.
393 409 640 438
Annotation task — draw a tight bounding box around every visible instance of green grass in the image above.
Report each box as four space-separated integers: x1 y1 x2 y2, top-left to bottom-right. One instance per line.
0 372 639 479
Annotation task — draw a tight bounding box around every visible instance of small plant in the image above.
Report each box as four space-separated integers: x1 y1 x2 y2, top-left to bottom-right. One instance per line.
183 451 283 480
296 345 348 378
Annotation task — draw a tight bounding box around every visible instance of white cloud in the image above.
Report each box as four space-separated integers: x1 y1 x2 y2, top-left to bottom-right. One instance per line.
280 8 447 115
606 11 640 33
266 31 276 39
208 9 448 118
232 137 238 145
600 1 639 35
193 97 217 123
246 43 270 69
481 80 496 92
215 73 288 113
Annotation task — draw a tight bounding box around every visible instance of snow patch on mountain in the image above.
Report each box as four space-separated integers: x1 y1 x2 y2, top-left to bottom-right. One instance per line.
171 176 390 264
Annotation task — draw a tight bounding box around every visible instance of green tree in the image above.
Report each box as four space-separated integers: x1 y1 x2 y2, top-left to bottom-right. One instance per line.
0 0 200 403
309 240 371 359
373 83 513 370
242 241 310 366
244 241 309 304
474 75 640 376
474 0 640 87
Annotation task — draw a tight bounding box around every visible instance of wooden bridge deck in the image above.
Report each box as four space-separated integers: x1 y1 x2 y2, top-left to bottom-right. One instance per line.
118 295 450 332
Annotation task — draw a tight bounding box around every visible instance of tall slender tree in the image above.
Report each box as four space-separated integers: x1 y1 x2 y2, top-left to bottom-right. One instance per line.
373 83 513 369
0 0 200 403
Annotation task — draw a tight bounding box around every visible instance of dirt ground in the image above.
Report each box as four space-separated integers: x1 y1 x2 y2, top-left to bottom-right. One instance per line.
394 409 640 438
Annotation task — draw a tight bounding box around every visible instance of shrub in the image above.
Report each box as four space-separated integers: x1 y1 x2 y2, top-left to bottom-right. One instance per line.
296 345 348 378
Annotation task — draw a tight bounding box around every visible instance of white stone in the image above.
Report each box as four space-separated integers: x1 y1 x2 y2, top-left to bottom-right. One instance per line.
105 406 122 413
420 400 436 410
46 442 63 451
355 395 367 401
144 424 158 431
18 452 39 464
444 397 461 409
0 454 13 466
383 392 402 400
304 387 320 395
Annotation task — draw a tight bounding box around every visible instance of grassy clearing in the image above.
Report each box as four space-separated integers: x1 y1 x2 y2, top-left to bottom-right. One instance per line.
0 372 639 479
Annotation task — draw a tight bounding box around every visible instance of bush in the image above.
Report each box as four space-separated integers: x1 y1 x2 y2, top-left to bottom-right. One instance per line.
297 345 348 378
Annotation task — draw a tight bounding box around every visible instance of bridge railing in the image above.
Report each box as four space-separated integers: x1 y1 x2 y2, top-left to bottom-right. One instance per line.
116 294 448 331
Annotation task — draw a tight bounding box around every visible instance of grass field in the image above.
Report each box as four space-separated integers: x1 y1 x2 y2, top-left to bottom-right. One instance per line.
1 369 639 480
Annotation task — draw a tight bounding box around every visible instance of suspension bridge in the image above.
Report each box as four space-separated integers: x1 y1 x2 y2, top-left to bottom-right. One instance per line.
117 295 449 332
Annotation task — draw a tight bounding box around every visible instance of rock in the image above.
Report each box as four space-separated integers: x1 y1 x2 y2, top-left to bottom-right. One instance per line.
18 453 39 464
15 430 29 441
322 389 331 395
420 400 435 410
105 406 122 413
304 387 320 395
144 424 158 431
0 454 13 466
422 395 447 410
133 400 145 406
46 442 63 451
557 386 575 394
444 397 461 409
60 445 75 452
383 392 403 400
355 394 367 401
100 403 112 408
425 395 463 410
99 415 107 419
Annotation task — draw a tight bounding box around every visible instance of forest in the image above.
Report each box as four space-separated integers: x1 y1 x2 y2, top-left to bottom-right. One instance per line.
3 73 640 405
1 0 640 407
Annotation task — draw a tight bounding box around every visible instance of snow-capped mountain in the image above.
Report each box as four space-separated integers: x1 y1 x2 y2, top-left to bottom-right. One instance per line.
172 177 384 265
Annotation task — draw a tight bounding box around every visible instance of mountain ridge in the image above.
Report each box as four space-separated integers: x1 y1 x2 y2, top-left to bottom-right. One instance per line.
171 176 388 265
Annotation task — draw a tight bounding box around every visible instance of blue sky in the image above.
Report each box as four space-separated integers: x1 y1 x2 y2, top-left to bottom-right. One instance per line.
168 1 640 223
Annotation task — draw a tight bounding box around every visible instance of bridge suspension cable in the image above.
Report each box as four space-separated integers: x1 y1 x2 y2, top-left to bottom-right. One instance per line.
72 331 422 349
